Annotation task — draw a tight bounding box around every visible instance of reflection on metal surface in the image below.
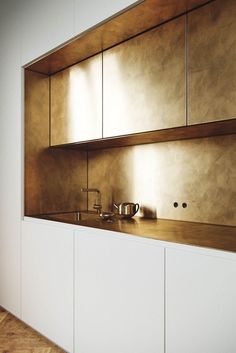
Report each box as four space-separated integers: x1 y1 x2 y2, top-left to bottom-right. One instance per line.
188 0 236 124
99 212 115 221
51 54 102 145
113 202 139 218
103 16 185 137
88 134 236 226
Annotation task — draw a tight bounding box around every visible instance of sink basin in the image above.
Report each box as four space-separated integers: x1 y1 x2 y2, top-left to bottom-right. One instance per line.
77 210 101 221
44 210 100 223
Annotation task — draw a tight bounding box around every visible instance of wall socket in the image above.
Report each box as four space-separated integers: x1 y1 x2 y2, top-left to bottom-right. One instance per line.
173 202 188 208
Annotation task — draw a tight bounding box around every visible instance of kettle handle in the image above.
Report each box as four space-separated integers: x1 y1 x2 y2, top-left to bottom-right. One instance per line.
135 203 139 213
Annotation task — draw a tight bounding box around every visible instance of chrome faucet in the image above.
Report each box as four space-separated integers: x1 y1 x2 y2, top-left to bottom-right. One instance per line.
81 188 102 213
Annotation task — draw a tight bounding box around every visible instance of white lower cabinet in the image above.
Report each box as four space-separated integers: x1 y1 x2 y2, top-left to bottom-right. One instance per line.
21 220 74 352
21 221 236 353
166 248 236 353
74 227 165 353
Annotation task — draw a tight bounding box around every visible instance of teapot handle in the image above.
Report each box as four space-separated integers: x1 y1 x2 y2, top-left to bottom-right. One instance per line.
135 203 139 213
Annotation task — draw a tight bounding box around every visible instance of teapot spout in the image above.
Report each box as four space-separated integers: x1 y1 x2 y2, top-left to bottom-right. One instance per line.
113 203 119 209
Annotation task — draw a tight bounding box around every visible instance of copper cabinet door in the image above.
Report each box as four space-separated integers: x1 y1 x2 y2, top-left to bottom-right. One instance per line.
188 0 236 125
50 53 102 145
103 16 186 138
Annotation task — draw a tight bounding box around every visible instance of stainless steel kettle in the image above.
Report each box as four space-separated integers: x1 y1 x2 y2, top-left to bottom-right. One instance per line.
114 202 139 218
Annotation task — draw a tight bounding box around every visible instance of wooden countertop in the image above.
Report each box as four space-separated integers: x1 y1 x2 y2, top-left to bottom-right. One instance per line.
35 213 236 253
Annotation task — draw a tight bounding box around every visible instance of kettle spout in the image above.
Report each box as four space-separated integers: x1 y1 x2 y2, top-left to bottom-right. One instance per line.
113 203 119 209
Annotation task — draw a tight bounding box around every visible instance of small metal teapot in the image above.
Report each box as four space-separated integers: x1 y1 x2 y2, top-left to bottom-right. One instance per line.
114 202 139 218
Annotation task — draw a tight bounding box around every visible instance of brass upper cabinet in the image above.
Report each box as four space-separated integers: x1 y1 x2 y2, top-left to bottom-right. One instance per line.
188 0 236 125
50 54 102 145
103 17 185 138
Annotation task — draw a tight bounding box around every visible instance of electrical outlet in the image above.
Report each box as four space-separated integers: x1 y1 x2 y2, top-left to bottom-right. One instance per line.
173 201 188 208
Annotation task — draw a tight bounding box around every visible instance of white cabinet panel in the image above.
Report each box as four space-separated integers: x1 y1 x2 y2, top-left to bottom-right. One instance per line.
166 248 236 353
21 0 74 65
75 0 141 35
21 220 74 352
75 228 164 353
0 0 22 318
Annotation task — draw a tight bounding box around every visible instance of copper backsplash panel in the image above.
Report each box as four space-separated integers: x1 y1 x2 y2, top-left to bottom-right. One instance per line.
88 135 236 226
25 70 87 215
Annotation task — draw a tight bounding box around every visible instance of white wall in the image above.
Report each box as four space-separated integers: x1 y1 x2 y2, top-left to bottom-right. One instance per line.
21 0 140 66
74 0 141 35
0 0 22 316
20 0 74 65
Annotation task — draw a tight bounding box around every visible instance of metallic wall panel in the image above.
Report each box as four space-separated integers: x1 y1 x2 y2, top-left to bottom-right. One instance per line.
25 70 87 215
51 53 102 145
103 16 186 137
88 134 236 226
188 0 236 124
